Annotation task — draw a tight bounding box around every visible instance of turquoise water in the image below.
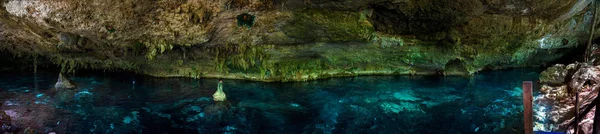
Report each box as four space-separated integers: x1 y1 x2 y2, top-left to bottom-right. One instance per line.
0 69 541 133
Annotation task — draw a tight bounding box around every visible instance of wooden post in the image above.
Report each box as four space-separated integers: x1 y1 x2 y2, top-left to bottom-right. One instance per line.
523 81 533 134
576 88 580 134
593 86 600 134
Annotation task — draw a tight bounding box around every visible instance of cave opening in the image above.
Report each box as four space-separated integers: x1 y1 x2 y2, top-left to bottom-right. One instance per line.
237 13 256 28
443 59 469 76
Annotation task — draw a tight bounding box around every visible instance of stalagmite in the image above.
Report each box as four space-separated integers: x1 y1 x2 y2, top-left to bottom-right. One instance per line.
54 73 77 89
213 80 227 102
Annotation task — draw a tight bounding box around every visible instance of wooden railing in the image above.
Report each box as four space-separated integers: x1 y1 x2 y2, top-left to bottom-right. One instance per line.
523 81 533 134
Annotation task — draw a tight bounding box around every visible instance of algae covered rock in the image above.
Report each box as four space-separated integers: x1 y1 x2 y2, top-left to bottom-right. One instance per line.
213 80 227 102
539 64 568 86
0 0 592 82
54 73 76 89
213 90 227 102
539 85 569 100
281 9 374 43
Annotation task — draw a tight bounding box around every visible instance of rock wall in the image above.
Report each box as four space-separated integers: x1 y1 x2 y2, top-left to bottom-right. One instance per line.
536 63 600 133
0 0 595 81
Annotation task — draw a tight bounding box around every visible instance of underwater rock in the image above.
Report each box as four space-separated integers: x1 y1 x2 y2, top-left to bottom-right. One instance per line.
54 73 76 89
0 111 18 133
23 127 35 134
0 111 10 123
0 124 18 133
392 90 421 101
54 89 77 104
213 80 227 102
380 102 423 113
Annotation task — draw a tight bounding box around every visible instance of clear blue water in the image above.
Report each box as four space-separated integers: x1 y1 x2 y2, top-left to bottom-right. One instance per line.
0 69 541 133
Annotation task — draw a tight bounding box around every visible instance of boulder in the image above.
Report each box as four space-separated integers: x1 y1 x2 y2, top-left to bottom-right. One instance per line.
569 64 600 91
539 64 568 86
540 85 570 100
54 73 76 89
536 63 600 133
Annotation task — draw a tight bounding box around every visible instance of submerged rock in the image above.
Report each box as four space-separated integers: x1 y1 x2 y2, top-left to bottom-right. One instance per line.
392 90 421 101
0 111 18 133
0 111 10 123
380 102 423 113
54 73 76 89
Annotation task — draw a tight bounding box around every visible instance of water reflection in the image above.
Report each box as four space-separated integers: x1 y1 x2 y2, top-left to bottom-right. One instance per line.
0 68 541 133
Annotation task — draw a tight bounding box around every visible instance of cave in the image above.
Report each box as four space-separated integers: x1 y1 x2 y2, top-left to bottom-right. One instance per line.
443 59 469 75
0 0 595 133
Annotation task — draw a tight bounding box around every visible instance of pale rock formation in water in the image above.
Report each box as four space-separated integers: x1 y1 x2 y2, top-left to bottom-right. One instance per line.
213 80 227 102
54 73 76 89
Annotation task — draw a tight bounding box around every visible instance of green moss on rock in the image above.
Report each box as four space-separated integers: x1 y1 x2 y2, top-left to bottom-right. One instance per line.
282 9 375 43
0 0 591 82
539 64 569 86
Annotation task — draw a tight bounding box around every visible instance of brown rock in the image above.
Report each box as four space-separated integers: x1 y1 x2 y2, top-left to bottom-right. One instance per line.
539 64 568 86
0 111 10 122
569 65 600 92
540 85 570 100
536 63 600 133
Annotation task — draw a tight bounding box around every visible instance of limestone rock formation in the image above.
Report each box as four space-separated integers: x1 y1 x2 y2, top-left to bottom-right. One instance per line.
54 73 76 89
213 80 227 102
535 63 600 133
0 0 595 81
540 64 570 86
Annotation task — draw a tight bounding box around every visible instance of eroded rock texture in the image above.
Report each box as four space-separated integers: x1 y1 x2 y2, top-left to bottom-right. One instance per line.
536 63 600 133
54 73 76 89
0 0 595 81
